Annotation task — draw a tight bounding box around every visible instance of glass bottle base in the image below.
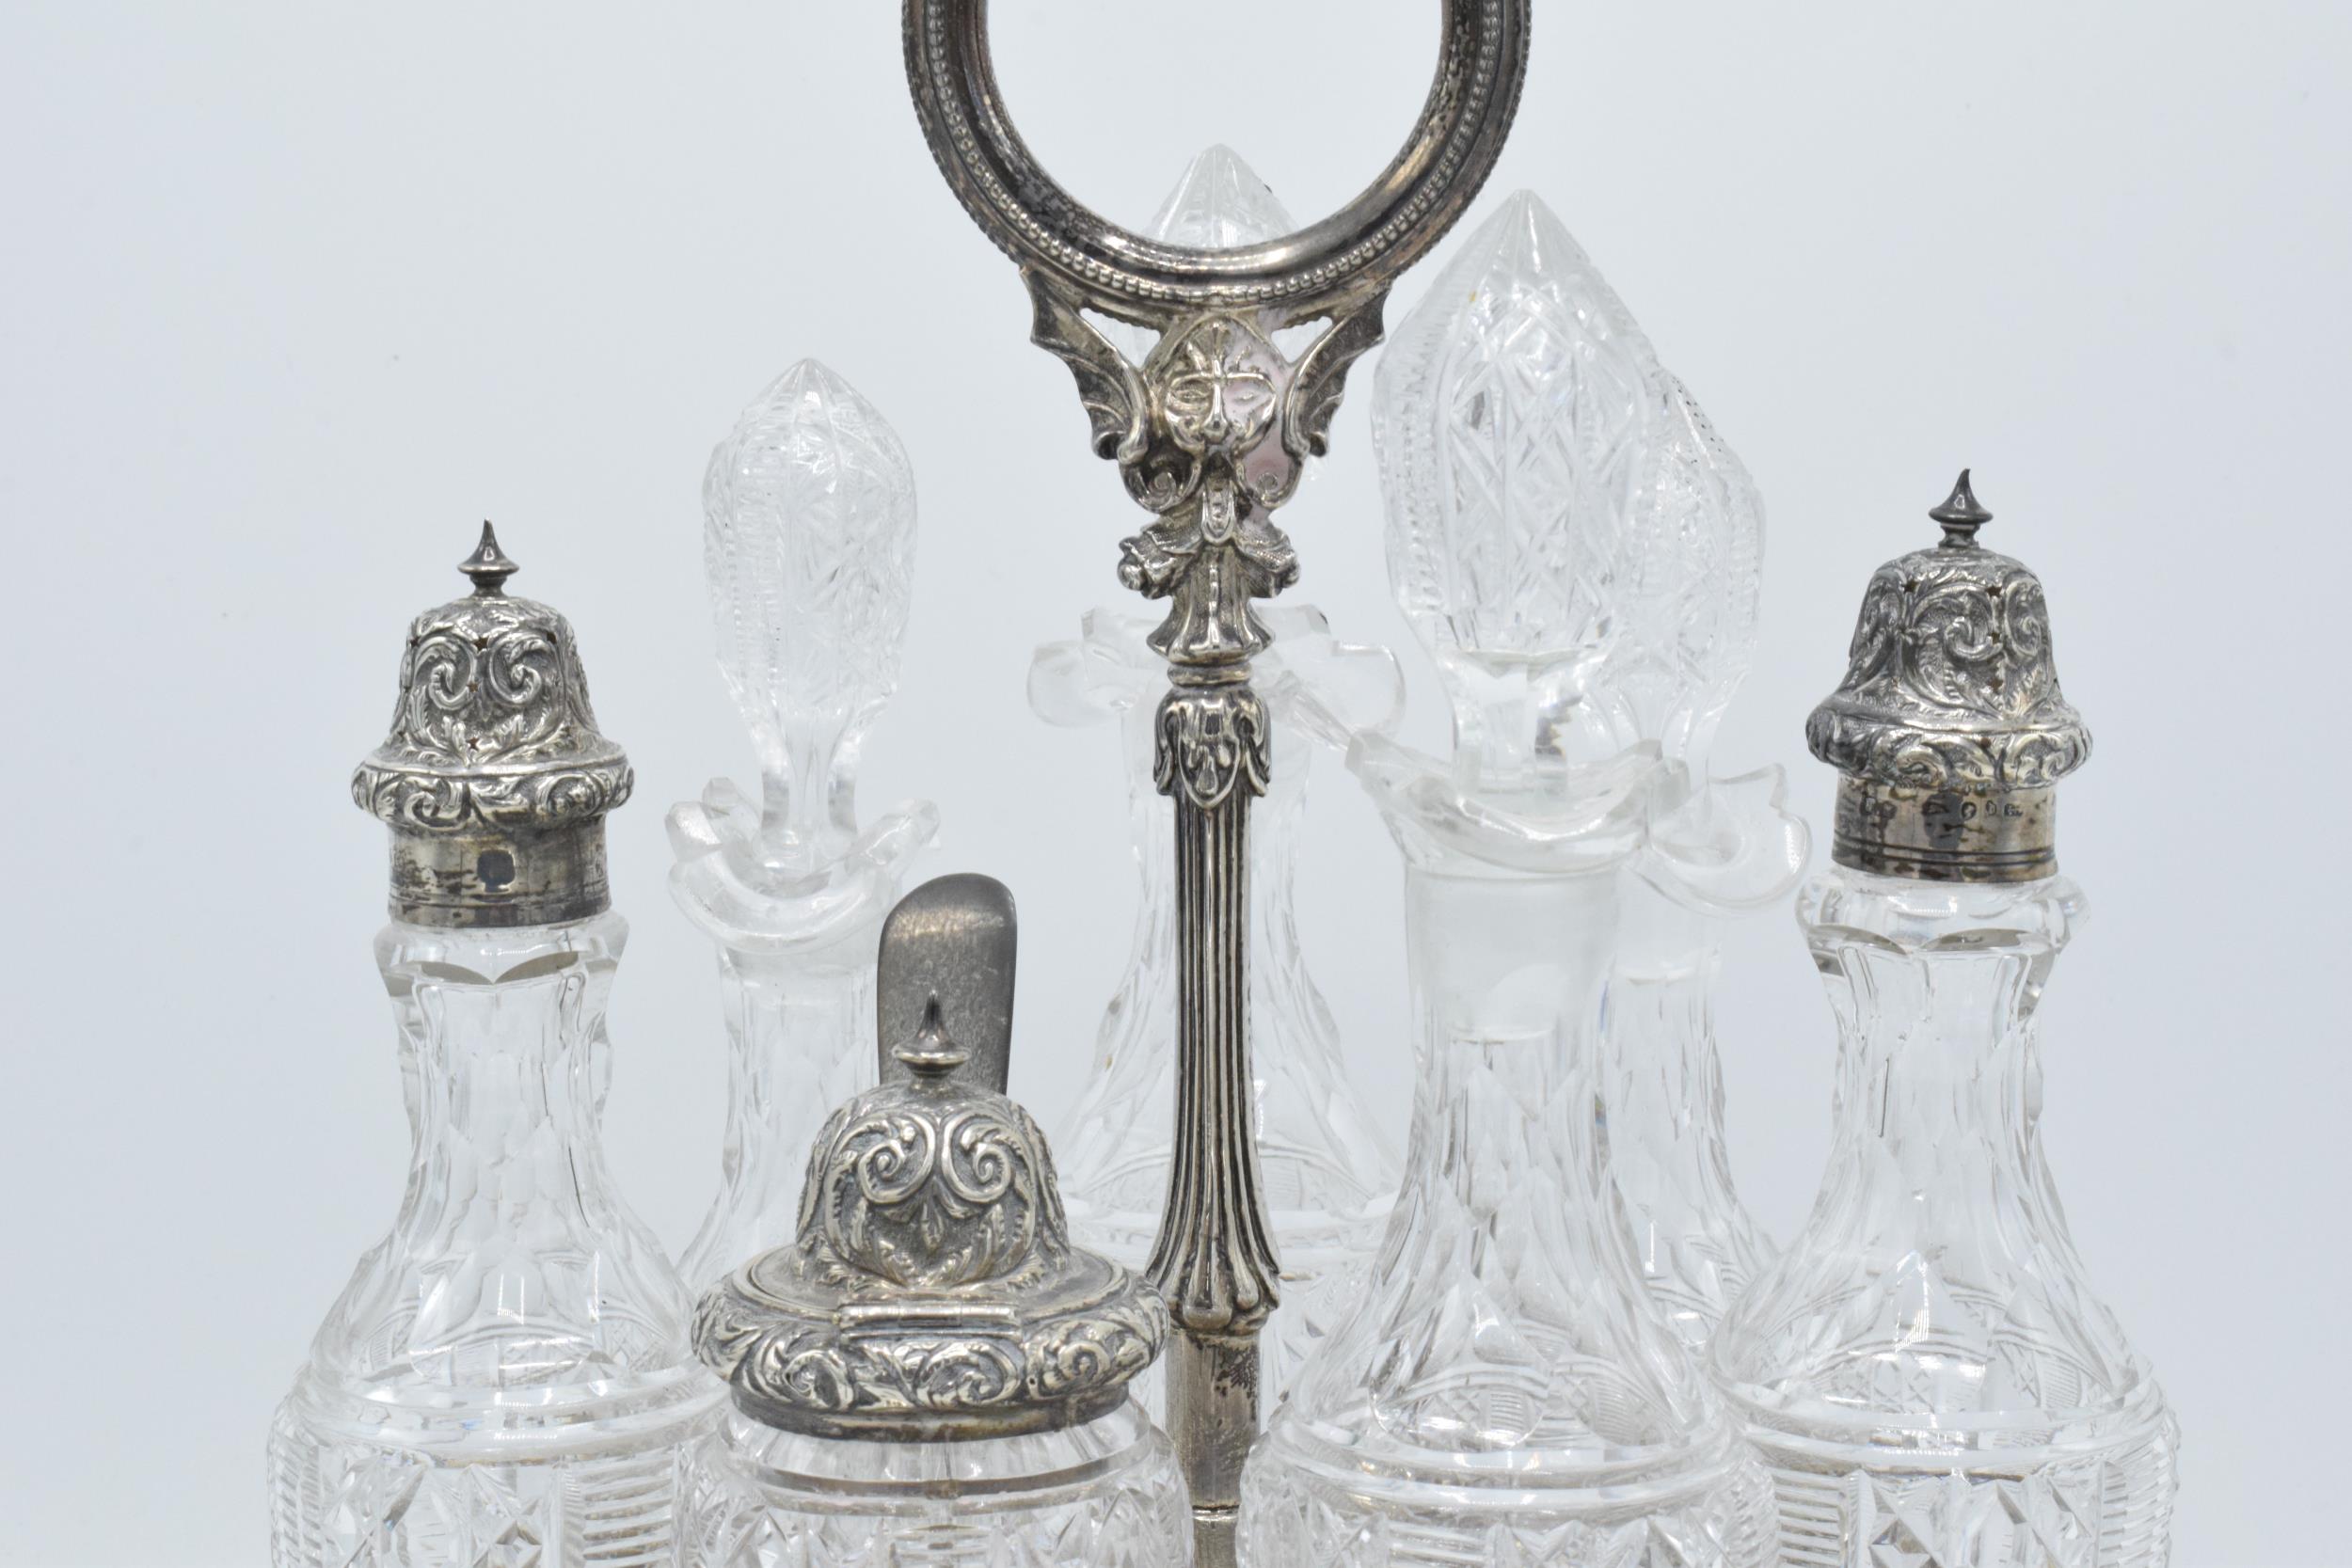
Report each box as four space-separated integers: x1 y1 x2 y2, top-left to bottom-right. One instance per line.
1239 1421 1774 1568
675 1400 1190 1568
266 1370 720 1568
1737 1407 2178 1568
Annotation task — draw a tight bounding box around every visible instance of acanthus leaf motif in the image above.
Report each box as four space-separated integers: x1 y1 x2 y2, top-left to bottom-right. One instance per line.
1280 294 1388 474
1025 270 1150 469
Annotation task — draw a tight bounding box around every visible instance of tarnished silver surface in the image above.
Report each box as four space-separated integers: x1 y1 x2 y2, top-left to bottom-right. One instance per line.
876 872 1016 1092
1807 471 2090 881
352 524 632 927
904 4 1532 1557
694 874 1167 1443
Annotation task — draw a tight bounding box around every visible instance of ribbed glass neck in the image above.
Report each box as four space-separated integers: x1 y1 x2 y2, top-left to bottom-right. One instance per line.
307 911 693 1391
1802 870 2074 1208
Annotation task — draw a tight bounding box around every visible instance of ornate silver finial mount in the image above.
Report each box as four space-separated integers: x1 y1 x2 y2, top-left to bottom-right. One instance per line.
694 875 1166 1442
457 520 520 597
352 527 632 927
1928 467 1993 547
1806 472 2090 883
895 993 970 1077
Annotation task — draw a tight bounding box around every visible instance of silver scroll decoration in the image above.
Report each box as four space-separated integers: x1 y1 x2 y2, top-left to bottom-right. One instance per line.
903 4 1532 1560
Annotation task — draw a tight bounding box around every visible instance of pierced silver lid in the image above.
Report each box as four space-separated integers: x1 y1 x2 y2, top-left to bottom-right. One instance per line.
692 874 1165 1441
1805 472 2090 882
351 524 633 927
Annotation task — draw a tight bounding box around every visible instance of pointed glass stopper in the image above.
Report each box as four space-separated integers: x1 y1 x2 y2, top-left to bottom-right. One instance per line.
1374 190 1663 792
702 358 918 878
456 520 519 597
1107 146 1295 369
1587 375 1766 778
1142 143 1294 249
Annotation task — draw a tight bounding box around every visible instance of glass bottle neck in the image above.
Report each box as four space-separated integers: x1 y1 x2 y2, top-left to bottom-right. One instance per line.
1406 861 1617 1080
382 915 620 1176
680 939 877 1291
1395 862 1625 1244
1283 856 1715 1458
1606 881 1725 1143
1710 866 2158 1432
1803 870 2079 1186
320 911 693 1390
1602 877 1768 1344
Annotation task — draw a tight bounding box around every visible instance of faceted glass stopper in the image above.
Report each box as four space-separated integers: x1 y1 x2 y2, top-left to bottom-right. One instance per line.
703 359 917 871
1141 142 1293 248
1374 191 1663 789
1109 145 1295 369
1590 372 1766 775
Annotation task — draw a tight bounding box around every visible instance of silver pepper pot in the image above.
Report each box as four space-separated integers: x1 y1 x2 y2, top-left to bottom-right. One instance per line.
675 875 1194 1566
1804 470 2091 881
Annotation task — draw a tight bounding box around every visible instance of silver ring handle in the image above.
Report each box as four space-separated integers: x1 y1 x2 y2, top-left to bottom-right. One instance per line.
905 0 1533 322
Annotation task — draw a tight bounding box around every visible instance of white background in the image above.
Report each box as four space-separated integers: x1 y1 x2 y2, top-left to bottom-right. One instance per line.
4 3 2347 1563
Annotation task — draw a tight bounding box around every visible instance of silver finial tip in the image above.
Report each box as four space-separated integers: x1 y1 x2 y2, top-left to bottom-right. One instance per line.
895 992 971 1077
459 521 519 595
1929 469 1992 546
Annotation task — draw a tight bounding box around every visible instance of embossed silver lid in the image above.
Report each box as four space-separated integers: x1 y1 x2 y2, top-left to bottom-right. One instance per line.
1806 472 2090 882
351 525 633 927
693 874 1166 1441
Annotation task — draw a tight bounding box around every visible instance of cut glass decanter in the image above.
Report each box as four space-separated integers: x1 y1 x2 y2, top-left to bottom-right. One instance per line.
1036 603 1405 1400
269 531 720 1568
1379 191 1655 795
676 876 1189 1568
1583 372 1808 1353
671 359 937 1293
1709 479 2177 1568
1238 194 1772 1568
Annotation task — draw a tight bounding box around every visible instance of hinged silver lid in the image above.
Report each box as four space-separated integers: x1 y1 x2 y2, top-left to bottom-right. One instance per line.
692 874 1166 1441
1805 471 2090 882
351 524 633 927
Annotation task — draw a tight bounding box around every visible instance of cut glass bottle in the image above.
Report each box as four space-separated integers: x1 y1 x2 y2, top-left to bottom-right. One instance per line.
1709 480 2177 1567
1585 372 1806 1353
1378 190 1657 795
672 360 937 1293
269 531 719 1567
1238 195 1772 1568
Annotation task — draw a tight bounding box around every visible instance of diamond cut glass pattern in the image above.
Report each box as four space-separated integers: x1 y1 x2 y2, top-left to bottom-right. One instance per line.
1240 191 1773 1561
675 1383 1189 1567
1583 361 1794 1352
701 357 918 876
267 917 721 1568
1105 145 1295 370
1375 191 1662 788
1709 873 2178 1568
1591 373 1764 772
673 362 936 1293
1237 832 1773 1568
